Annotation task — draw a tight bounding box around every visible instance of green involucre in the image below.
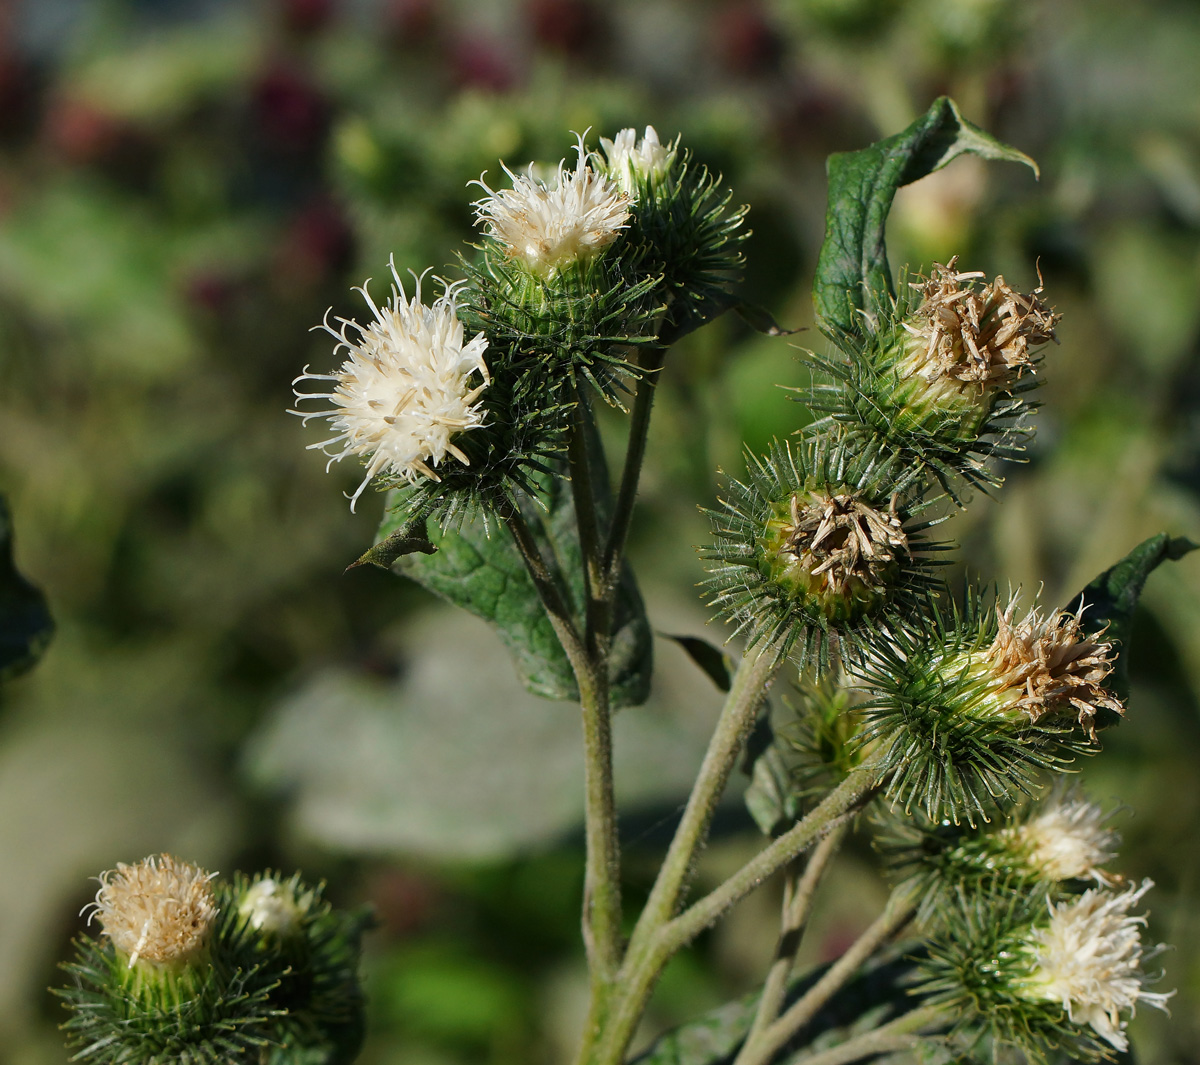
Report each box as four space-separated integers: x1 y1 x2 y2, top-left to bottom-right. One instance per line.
857 593 1097 827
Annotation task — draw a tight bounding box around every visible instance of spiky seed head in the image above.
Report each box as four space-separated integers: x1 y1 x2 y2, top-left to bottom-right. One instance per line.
471 134 631 276
1020 880 1173 1051
760 488 909 621
85 854 218 969
598 125 678 197
897 257 1058 405
1004 789 1120 884
970 596 1124 739
291 263 490 511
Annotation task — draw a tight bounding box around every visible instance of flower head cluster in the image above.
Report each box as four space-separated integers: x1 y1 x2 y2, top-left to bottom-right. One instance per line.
971 596 1124 739
292 264 490 510
472 135 631 275
84 854 218 968
1005 790 1119 884
897 257 1059 397
1021 880 1173 1050
598 125 678 197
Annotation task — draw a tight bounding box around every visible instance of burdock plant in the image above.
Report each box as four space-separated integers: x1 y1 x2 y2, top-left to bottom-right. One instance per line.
60 100 1190 1064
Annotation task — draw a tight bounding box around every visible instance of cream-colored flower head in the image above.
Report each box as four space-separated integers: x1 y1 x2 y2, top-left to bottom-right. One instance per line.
472 134 631 275
84 854 218 968
1022 880 1173 1050
292 262 490 510
598 125 677 197
237 875 311 937
1006 789 1119 883
897 257 1059 399
971 594 1124 739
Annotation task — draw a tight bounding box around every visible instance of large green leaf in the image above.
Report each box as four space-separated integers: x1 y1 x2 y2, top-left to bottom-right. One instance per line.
813 96 1037 338
1066 533 1197 702
368 475 653 707
0 496 53 681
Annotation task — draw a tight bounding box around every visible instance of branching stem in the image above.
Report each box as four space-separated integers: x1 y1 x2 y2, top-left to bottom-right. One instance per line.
786 1003 949 1065
734 882 919 1065
737 824 849 1058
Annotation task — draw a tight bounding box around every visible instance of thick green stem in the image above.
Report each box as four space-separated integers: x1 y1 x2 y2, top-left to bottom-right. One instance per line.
737 824 848 1060
786 1003 948 1065
734 883 918 1065
592 750 888 1065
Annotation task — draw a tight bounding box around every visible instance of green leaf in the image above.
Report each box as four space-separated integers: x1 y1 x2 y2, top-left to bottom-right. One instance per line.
0 496 53 681
378 476 653 708
661 633 732 692
743 742 800 837
813 96 1038 338
1066 533 1197 702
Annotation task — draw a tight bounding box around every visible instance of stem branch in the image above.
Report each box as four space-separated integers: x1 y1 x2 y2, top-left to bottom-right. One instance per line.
735 883 918 1065
787 1003 948 1065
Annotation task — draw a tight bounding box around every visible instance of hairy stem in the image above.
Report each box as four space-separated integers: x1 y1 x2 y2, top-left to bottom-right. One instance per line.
593 750 888 1065
500 499 622 1012
736 824 849 1060
734 883 919 1065
786 1003 948 1065
623 638 784 967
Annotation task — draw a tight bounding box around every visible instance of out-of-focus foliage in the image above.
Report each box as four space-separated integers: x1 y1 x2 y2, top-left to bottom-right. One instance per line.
2 1 1199 1063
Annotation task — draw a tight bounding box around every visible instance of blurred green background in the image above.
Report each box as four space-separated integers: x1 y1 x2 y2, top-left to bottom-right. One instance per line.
1 0 1199 1062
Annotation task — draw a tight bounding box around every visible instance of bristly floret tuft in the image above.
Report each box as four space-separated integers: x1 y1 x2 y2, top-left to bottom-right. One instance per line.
471 133 631 276
805 260 1059 502
597 125 679 199
292 262 490 511
1020 880 1173 1052
700 437 945 670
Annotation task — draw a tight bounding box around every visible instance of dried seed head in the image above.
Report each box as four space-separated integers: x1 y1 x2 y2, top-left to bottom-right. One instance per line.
85 854 218 968
761 488 909 619
976 596 1125 739
897 257 1059 398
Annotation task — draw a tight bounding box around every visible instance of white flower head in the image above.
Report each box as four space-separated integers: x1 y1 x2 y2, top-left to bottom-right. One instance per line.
292 261 490 510
1007 789 1119 883
1022 879 1173 1050
238 875 313 937
83 854 219 969
598 125 678 197
471 133 630 275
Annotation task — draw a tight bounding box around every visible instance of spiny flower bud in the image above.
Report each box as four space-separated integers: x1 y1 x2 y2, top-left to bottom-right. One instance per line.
237 874 313 938
471 133 630 276
760 487 909 621
598 125 678 197
85 854 218 969
1020 880 1173 1051
291 262 490 510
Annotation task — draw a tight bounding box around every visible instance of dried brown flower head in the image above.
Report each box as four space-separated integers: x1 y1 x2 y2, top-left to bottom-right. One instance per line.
978 597 1125 739
898 257 1059 394
85 854 218 968
762 489 909 619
